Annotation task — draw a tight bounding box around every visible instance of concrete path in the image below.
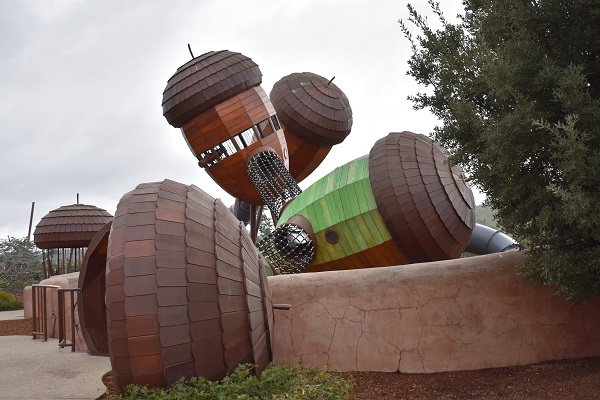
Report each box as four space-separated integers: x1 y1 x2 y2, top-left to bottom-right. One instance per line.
0 309 24 320
0 336 111 399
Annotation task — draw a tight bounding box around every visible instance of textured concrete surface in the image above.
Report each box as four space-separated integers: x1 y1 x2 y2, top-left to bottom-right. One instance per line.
0 336 110 399
269 251 600 373
23 287 32 319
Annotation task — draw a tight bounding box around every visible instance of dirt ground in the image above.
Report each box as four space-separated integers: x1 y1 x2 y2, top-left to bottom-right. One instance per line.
2 318 599 399
346 358 600 399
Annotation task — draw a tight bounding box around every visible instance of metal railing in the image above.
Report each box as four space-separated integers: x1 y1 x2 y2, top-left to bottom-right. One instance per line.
57 288 81 352
31 284 60 341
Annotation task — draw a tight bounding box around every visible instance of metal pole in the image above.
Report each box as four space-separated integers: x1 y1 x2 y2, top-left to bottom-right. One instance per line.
27 202 35 241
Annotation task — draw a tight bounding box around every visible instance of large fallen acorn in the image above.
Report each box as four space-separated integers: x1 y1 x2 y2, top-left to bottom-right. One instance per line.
259 131 476 273
105 179 274 392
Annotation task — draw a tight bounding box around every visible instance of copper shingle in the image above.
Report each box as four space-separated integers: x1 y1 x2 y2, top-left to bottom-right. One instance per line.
270 72 352 146
368 131 475 262
105 179 273 393
33 204 113 249
269 72 353 183
162 50 262 128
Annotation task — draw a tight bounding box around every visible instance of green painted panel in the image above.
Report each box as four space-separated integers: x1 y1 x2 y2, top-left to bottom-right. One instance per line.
325 169 337 194
318 197 334 229
337 185 354 224
328 188 344 224
370 208 392 242
338 221 363 254
302 182 317 204
319 233 338 262
336 164 350 190
276 155 397 265
279 156 372 226
354 179 370 214
308 202 325 234
362 210 384 244
344 181 365 217
345 217 369 249
310 208 395 266
346 158 358 183
335 225 356 258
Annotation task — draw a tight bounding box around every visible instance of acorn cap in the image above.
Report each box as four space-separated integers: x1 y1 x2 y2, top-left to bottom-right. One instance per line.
270 72 352 146
162 50 262 128
368 131 475 262
33 204 113 249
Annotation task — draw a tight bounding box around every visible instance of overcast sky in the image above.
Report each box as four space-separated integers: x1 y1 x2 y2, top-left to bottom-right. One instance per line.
0 0 476 240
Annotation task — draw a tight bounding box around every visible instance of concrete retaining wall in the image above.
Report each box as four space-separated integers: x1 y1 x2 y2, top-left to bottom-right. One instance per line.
23 273 87 352
269 252 600 373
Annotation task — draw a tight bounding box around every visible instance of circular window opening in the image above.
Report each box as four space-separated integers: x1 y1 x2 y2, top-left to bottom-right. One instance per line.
325 229 339 244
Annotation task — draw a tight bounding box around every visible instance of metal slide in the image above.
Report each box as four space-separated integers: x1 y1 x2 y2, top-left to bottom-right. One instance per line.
465 223 518 255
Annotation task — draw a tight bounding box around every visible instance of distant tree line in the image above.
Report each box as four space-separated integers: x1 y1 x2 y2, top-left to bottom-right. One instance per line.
0 236 42 298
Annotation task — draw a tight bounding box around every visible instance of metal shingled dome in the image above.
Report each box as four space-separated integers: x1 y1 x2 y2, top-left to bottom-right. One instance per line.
33 204 114 249
162 50 263 128
270 72 353 146
368 131 475 262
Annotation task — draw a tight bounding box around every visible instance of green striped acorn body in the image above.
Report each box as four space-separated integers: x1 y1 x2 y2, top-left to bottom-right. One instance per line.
277 155 408 272
273 131 475 273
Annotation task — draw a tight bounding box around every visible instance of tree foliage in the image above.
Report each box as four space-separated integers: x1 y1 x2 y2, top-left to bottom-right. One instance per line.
0 236 42 297
258 212 274 240
400 0 600 301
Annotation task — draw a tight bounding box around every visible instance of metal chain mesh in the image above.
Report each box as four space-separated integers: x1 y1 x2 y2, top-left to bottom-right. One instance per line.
256 224 315 274
247 151 301 223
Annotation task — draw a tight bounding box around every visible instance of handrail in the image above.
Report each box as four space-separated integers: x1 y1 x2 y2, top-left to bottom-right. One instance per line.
31 284 60 341
57 288 81 352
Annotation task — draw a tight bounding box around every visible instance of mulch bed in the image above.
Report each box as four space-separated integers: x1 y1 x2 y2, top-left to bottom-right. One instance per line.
0 317 32 336
2 317 599 399
346 358 600 399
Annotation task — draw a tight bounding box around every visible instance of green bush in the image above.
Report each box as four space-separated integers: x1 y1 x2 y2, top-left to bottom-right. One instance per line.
116 361 354 400
0 290 23 311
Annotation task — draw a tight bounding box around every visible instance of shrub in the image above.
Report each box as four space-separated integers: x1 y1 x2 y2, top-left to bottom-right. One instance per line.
0 290 23 311
115 361 354 400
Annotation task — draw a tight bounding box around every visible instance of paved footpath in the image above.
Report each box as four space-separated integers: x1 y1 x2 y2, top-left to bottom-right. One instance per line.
0 310 24 320
0 311 111 400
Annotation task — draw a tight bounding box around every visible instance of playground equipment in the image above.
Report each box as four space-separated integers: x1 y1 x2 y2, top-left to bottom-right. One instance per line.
270 72 353 183
70 49 519 393
34 203 113 277
77 221 112 356
161 50 291 208
259 131 475 273
104 180 273 390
